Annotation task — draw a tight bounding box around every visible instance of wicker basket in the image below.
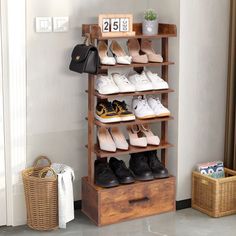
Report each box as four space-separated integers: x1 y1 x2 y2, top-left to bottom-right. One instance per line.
22 156 58 231
192 168 236 217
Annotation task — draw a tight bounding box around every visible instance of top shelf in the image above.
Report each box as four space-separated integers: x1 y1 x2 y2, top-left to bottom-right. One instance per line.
82 23 177 40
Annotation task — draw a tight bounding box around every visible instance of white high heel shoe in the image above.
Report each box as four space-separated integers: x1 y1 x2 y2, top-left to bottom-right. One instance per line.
127 125 147 147
110 40 132 64
98 127 116 152
110 127 129 150
139 124 160 146
98 41 116 65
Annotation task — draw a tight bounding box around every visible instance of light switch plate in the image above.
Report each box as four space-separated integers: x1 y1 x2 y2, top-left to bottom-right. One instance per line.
35 17 52 33
53 17 69 32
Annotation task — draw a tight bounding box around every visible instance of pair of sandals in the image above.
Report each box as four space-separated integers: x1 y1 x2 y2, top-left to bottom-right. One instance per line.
127 124 160 147
98 40 132 65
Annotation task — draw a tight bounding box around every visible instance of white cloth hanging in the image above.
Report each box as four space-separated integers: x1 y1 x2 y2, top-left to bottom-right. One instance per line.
49 163 75 229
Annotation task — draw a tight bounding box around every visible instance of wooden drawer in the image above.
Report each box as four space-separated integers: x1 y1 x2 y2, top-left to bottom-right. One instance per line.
82 176 175 226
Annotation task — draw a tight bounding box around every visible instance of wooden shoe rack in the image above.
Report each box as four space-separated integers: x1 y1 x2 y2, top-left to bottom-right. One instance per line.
81 23 177 226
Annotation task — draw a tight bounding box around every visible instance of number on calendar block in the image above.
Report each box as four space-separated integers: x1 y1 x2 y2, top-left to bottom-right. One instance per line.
102 19 110 33
120 18 129 32
111 18 120 32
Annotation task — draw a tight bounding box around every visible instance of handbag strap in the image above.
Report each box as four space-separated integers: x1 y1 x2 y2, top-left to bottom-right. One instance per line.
84 33 92 46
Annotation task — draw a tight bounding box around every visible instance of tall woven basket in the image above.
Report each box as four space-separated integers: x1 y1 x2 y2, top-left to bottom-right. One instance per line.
22 156 58 231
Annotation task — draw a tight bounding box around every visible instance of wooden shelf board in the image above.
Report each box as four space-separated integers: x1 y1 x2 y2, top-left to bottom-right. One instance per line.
93 116 173 128
99 61 174 70
85 141 173 158
83 175 175 192
90 88 174 99
97 33 177 40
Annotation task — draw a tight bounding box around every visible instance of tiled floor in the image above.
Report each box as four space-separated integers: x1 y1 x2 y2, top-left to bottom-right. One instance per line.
1 208 236 236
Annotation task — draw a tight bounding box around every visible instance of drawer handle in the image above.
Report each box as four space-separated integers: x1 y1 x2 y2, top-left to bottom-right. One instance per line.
129 197 150 205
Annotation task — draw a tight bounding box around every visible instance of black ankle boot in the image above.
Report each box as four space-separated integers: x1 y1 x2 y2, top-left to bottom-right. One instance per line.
109 157 135 184
146 151 169 179
95 160 119 188
129 152 154 181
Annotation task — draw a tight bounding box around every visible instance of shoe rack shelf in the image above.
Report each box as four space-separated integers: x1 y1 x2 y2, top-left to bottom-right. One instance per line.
82 23 177 226
92 141 173 158
100 61 174 70
92 116 174 128
87 88 175 99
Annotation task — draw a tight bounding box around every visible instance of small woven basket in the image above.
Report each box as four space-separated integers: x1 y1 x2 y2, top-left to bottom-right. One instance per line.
22 156 58 231
192 168 236 217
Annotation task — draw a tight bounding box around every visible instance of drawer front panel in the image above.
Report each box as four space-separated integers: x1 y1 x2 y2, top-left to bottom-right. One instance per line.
100 177 175 225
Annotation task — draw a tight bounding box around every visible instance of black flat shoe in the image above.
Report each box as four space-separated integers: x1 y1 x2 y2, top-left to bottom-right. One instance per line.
95 160 119 188
109 157 135 184
146 151 169 179
129 153 154 181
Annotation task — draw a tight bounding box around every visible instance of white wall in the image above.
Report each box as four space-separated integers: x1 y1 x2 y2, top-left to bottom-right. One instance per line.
148 0 180 186
26 0 149 202
178 0 230 200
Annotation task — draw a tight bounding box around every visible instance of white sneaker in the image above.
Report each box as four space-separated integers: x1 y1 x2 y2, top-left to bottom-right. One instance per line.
132 96 156 119
147 97 171 117
128 72 153 91
111 73 136 93
95 75 119 95
144 70 169 90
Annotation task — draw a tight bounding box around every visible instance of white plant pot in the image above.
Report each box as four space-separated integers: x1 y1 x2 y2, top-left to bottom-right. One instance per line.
142 19 158 35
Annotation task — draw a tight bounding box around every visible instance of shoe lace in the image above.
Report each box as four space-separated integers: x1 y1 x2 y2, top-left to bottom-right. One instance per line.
116 101 128 112
100 102 115 114
149 156 163 169
116 161 130 174
139 74 150 84
119 75 130 84
101 76 113 86
153 97 164 108
138 96 150 109
98 164 113 177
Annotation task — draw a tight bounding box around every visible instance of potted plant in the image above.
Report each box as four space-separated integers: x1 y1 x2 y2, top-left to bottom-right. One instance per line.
143 9 158 35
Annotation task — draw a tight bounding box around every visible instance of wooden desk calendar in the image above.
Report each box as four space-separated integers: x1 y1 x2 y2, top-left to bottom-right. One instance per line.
99 14 136 37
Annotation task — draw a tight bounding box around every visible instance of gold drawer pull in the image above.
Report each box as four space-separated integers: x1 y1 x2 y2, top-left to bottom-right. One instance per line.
129 197 150 205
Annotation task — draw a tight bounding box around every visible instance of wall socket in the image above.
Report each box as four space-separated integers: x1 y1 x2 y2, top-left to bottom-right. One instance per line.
35 17 52 33
35 16 69 33
53 17 69 32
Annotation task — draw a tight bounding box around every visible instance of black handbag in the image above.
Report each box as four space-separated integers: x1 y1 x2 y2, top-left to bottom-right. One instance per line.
69 43 99 75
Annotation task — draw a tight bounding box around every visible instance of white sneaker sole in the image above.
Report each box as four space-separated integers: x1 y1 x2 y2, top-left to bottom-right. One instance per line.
136 114 156 120
120 115 136 121
96 89 119 95
156 112 171 117
95 114 121 123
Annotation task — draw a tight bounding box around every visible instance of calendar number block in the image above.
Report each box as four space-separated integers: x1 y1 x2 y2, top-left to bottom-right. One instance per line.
102 19 110 33
111 19 120 32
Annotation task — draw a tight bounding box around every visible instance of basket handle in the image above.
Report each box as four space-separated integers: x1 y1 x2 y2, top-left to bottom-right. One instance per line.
39 167 57 179
33 156 51 168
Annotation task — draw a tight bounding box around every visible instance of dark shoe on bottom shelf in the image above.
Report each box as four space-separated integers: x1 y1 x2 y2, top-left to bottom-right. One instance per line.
129 153 154 181
146 150 169 179
95 160 119 188
109 157 135 184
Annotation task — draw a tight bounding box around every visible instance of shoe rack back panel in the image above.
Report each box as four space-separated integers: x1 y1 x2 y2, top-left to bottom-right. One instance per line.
82 23 177 40
82 177 176 226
